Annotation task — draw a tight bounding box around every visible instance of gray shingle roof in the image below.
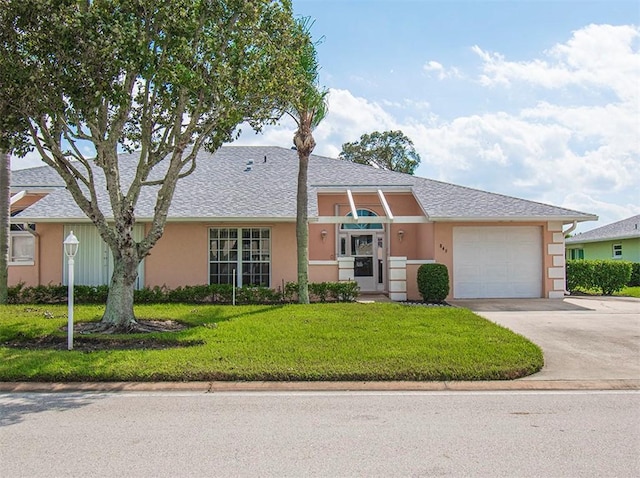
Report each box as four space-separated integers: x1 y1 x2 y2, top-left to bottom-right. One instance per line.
566 215 640 244
11 146 597 223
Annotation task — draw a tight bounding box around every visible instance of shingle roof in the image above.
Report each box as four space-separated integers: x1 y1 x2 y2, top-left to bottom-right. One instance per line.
11 146 597 223
565 215 640 244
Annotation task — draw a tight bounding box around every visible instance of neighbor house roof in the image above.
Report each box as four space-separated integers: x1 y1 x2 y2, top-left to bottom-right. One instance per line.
11 146 597 223
565 215 640 244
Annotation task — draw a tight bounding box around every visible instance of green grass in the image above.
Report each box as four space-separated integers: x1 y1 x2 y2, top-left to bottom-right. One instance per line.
617 286 640 298
0 303 543 382
571 286 640 298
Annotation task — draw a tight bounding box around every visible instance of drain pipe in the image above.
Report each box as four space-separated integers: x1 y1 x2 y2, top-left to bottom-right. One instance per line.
563 220 578 236
562 221 578 296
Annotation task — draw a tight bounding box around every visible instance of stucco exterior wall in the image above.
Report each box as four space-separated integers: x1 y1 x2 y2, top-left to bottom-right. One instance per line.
145 222 299 290
567 238 640 262
8 223 64 287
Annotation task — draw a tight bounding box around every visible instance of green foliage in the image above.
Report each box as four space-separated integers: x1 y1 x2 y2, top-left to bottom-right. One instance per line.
0 0 309 326
417 263 450 303
0 303 543 381
566 260 593 292
339 130 421 174
286 281 359 302
566 260 632 295
6 281 359 305
628 263 640 287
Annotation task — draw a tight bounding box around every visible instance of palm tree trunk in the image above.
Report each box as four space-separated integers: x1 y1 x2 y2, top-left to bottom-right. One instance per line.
0 149 10 304
296 149 310 304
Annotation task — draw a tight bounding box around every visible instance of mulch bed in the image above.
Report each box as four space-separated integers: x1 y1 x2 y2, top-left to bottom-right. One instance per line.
2 319 202 352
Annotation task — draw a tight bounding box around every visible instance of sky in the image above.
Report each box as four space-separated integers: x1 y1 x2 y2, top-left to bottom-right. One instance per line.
11 0 640 232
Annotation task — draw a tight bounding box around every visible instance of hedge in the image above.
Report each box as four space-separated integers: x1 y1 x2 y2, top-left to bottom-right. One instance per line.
566 260 633 295
6 281 360 305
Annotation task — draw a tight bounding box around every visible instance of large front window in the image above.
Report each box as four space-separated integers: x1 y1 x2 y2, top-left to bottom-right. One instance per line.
209 228 270 287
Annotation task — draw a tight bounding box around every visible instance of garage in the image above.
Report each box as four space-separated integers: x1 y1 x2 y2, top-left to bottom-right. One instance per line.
453 226 543 299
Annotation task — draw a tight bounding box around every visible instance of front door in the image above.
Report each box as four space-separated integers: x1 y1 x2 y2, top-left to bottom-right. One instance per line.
351 234 375 291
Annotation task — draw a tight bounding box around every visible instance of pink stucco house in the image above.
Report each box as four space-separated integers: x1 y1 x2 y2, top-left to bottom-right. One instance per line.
8 146 597 300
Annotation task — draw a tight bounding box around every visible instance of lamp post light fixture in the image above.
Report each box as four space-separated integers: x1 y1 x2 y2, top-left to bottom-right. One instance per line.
64 231 79 350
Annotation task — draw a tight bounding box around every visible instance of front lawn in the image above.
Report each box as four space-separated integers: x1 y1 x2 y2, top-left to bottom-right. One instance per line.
0 303 543 382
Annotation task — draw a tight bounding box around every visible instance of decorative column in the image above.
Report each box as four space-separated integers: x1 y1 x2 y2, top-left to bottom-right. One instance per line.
337 256 355 282
388 256 407 301
547 222 566 299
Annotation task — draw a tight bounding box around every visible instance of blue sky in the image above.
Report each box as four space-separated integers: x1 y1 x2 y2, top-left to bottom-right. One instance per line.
238 0 640 232
12 0 639 232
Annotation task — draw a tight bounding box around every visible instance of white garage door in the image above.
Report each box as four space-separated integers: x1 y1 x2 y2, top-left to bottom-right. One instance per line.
453 226 542 299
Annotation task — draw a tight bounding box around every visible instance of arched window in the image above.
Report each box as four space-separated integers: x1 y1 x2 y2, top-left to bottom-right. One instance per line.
341 209 383 230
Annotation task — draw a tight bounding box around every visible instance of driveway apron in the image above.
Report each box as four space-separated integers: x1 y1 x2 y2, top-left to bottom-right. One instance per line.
450 296 640 381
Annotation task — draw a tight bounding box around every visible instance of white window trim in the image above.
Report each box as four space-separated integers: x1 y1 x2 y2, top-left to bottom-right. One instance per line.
612 243 622 259
208 227 271 287
9 231 35 266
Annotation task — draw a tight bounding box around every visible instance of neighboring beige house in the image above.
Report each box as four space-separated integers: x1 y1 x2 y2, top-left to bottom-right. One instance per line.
566 215 640 262
9 146 597 300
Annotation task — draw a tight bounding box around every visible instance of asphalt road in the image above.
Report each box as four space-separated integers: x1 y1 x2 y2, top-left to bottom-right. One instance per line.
1 390 638 478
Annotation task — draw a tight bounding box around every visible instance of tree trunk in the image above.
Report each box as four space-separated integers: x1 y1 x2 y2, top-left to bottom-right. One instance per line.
0 149 10 304
295 122 316 305
296 150 310 304
100 246 140 331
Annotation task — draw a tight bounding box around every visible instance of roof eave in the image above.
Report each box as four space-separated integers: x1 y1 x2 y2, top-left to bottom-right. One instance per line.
427 215 599 223
566 234 640 245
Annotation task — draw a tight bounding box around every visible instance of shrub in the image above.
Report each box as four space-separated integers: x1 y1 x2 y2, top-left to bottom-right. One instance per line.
566 259 632 295
6 281 359 305
417 263 449 303
629 263 640 287
327 281 359 302
591 260 632 295
565 260 593 292
309 282 330 302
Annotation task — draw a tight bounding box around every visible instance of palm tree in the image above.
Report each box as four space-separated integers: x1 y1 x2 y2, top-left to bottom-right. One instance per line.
287 18 328 304
0 149 9 304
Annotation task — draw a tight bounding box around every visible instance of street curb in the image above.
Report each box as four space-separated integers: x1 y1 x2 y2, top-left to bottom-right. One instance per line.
1 379 638 393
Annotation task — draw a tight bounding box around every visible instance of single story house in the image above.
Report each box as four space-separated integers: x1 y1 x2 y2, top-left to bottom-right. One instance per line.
9 146 597 300
565 215 640 262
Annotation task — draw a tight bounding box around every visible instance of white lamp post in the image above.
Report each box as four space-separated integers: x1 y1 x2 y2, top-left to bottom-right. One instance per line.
64 231 79 350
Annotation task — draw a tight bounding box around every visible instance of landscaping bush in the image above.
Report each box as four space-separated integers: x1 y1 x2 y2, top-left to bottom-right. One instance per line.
6 281 359 304
566 259 632 295
629 263 640 287
565 260 593 292
591 260 632 295
417 263 449 303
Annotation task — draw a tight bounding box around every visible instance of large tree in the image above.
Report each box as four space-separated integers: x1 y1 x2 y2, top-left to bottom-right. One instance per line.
339 130 421 175
0 0 308 330
287 18 327 304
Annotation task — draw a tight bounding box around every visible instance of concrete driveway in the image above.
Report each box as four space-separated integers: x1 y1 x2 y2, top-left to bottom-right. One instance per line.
449 296 640 382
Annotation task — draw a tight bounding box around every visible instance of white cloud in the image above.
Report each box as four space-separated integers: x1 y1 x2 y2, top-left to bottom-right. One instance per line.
423 60 462 80
473 24 640 101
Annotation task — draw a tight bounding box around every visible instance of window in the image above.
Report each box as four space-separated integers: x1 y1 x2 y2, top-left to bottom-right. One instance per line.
209 228 270 287
613 244 622 259
569 248 584 260
9 232 35 265
341 209 383 230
